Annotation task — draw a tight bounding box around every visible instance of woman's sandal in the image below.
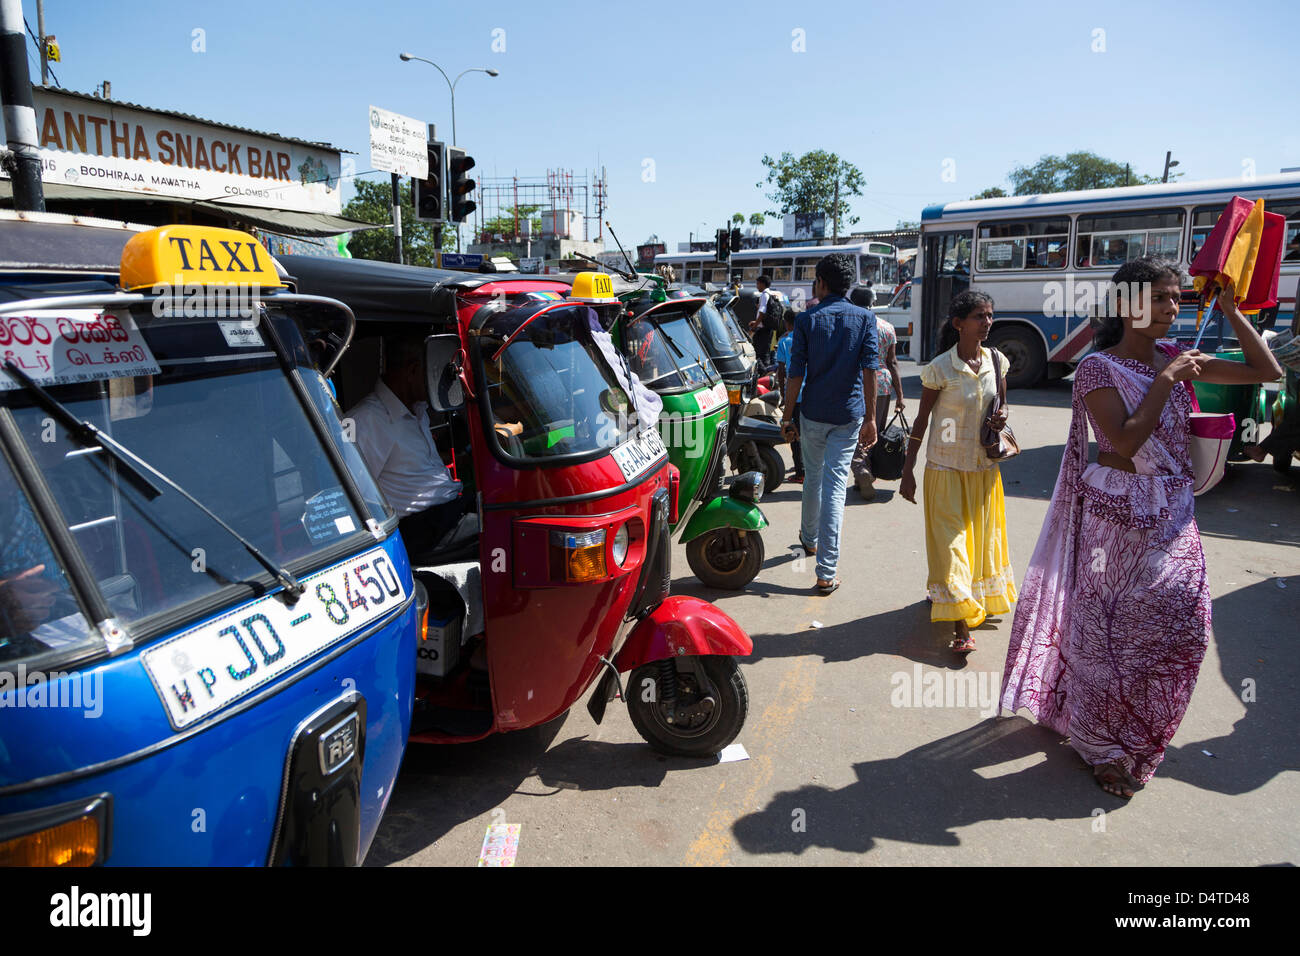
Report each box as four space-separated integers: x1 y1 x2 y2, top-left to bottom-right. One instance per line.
814 578 840 595
1094 763 1142 799
950 635 976 654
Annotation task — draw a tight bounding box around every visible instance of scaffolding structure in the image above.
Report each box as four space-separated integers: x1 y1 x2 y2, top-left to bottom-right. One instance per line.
472 167 608 245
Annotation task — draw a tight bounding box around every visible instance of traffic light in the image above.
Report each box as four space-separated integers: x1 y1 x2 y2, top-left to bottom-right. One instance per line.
414 142 445 222
447 147 477 224
731 227 742 254
715 228 729 257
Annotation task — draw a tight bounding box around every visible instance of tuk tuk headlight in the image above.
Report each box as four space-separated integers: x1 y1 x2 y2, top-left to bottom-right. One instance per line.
730 471 765 504
612 524 630 567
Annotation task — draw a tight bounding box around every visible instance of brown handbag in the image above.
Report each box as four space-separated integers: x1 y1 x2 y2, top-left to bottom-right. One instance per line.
981 350 1021 461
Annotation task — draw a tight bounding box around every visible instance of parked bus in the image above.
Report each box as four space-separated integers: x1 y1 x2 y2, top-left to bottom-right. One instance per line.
913 172 1300 388
656 240 900 306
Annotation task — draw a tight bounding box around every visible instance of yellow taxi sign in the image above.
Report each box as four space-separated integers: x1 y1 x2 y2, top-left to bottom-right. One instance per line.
570 271 618 303
120 225 285 291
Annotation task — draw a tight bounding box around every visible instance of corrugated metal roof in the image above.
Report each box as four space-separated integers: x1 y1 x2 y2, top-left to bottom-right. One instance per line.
36 87 354 154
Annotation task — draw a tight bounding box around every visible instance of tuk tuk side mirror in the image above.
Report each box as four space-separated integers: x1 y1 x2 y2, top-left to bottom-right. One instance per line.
425 334 466 412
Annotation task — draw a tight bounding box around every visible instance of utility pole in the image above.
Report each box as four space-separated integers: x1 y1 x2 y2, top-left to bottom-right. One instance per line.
832 169 840 241
391 173 403 264
36 0 47 86
1 0 46 212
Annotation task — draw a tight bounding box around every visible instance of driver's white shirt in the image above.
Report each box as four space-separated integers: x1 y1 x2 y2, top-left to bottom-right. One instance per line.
346 380 461 516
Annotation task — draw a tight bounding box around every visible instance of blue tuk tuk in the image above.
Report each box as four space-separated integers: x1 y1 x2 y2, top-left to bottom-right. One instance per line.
0 215 418 865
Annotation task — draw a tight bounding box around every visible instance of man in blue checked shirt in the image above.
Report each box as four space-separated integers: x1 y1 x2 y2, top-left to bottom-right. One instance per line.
779 253 879 594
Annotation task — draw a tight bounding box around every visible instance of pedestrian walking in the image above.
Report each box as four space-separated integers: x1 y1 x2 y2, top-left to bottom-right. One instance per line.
751 275 784 369
773 311 804 483
1000 259 1281 798
780 253 879 593
851 314 906 499
899 291 1016 653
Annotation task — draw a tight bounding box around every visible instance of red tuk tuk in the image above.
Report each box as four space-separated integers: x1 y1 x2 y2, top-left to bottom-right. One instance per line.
282 257 752 756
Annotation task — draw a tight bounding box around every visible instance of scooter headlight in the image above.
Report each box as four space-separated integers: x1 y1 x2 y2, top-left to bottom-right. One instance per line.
612 524 630 566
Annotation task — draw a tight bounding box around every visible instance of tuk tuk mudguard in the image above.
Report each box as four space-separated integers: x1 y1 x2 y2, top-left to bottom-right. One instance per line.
614 595 752 674
677 493 767 542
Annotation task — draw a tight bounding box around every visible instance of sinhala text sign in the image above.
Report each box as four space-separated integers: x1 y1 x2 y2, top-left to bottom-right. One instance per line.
368 106 427 179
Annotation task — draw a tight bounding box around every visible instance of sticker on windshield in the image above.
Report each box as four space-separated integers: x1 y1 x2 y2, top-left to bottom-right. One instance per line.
218 320 265 348
302 488 355 543
610 426 666 482
0 310 160 390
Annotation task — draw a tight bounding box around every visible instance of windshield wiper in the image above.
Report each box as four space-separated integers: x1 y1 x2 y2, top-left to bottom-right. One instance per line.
2 360 307 601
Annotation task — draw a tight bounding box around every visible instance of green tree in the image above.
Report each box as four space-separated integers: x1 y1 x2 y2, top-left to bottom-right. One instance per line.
757 150 865 234
731 212 745 224
342 179 454 264
481 204 542 241
895 219 921 230
748 212 766 235
1007 152 1160 195
970 186 1007 200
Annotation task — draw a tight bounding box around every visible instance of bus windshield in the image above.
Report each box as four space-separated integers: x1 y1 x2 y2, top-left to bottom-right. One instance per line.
479 304 638 461
0 304 381 666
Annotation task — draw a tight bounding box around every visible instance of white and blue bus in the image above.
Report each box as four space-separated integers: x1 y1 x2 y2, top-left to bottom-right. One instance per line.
913 172 1300 387
656 239 900 304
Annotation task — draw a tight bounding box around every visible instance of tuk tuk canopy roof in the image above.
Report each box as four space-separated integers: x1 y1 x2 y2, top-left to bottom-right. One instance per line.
280 255 572 325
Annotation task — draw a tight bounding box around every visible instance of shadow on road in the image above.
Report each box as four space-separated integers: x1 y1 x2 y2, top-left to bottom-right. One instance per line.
1162 577 1300 795
731 716 1111 857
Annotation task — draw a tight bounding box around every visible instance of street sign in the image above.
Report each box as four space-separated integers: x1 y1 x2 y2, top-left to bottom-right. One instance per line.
369 105 427 179
440 253 484 270
519 257 544 273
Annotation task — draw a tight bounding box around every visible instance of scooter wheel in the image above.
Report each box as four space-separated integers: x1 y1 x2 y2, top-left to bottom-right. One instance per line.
627 656 748 758
686 528 764 590
756 443 784 493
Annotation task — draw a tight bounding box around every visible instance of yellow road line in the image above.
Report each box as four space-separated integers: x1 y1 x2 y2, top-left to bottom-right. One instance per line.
684 628 819 867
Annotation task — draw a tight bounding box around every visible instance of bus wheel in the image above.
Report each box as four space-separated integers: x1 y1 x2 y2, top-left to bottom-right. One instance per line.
988 326 1046 389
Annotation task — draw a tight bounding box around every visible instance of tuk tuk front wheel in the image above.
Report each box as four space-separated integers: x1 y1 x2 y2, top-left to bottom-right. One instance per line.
686 528 764 589
756 443 784 493
626 656 748 758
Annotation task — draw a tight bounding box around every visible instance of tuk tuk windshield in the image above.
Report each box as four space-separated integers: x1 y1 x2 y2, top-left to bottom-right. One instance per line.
693 300 743 359
479 304 638 461
623 310 714 393
0 304 377 655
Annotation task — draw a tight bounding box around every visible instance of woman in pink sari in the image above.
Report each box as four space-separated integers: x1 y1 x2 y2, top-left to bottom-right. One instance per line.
1000 257 1281 798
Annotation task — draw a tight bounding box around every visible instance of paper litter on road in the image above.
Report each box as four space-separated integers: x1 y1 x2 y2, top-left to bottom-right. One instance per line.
717 743 749 763
1278 580 1288 589
1202 750 1217 758
1227 508 1239 513
810 620 823 628
478 823 521 867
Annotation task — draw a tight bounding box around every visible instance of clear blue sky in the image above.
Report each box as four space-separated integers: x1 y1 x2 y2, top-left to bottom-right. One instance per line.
15 0 1300 248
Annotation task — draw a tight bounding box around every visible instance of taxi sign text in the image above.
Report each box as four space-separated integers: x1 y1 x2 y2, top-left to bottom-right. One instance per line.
120 225 285 291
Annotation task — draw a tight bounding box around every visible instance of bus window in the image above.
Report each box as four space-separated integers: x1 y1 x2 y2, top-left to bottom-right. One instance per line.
882 258 899 286
740 262 763 282
977 217 1069 271
1075 209 1183 268
858 256 882 285
940 235 972 275
1265 200 1300 261
686 265 703 283
708 265 729 284
762 257 793 282
795 257 820 282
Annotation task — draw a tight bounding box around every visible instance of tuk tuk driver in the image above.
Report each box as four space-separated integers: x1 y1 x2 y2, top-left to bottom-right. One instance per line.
347 335 468 551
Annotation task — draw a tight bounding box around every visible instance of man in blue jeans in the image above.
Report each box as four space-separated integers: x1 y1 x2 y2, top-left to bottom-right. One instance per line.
780 253 879 593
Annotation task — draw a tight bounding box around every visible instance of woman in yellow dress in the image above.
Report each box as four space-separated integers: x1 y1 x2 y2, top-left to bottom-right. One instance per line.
900 291 1016 653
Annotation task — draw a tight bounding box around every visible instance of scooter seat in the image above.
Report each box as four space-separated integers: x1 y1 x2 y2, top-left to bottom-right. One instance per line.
409 512 481 565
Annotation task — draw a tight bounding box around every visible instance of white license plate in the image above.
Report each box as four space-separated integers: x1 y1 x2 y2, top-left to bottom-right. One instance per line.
610 427 666 481
142 547 407 730
696 382 728 414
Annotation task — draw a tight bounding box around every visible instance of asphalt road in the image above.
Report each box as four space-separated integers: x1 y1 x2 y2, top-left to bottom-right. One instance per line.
371 358 1300 867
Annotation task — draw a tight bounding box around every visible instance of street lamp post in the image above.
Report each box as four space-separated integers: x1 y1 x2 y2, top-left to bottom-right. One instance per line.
1162 150 1180 183
398 53 498 147
399 54 498 253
